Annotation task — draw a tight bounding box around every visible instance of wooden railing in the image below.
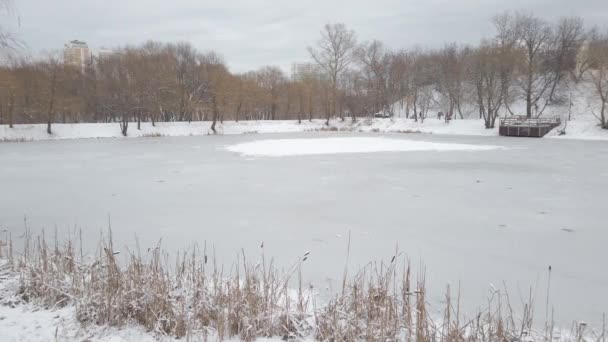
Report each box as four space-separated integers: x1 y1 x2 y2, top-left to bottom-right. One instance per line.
499 116 561 127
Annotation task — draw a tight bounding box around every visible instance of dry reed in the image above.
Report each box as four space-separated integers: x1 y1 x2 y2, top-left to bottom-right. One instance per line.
0 228 605 342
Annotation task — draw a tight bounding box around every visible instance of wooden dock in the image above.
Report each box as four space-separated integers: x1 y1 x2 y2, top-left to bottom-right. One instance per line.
499 117 561 138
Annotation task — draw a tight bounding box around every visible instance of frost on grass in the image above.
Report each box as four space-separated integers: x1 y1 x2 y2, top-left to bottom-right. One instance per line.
226 137 503 157
0 231 604 341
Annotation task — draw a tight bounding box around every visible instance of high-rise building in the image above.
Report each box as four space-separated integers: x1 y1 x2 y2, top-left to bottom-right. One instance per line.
291 62 323 80
97 48 114 60
64 40 91 72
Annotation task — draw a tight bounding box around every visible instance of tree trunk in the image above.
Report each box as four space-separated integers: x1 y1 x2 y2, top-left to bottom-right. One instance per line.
455 98 464 119
47 68 57 135
491 108 498 128
120 115 128 136
210 96 219 133
46 99 54 134
601 99 606 129
297 93 303 124
8 95 14 128
548 75 560 103
449 98 454 121
308 92 313 122
328 83 336 126
235 102 242 123
526 75 533 118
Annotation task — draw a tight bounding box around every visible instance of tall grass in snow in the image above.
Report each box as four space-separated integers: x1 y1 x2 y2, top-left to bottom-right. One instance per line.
0 228 606 341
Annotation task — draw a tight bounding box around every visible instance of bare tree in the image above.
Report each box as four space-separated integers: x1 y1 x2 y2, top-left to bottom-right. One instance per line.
492 13 519 116
256 66 286 120
587 30 608 129
203 53 228 133
0 11 597 129
39 54 62 134
408 52 436 122
388 51 416 118
308 23 356 124
343 69 370 121
436 44 470 119
471 42 505 128
355 40 392 115
169 43 202 121
514 13 555 118
0 64 17 127
0 0 20 55
548 17 585 101
97 53 131 135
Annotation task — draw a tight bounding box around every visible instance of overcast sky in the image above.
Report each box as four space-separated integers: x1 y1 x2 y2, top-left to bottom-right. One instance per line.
4 0 608 72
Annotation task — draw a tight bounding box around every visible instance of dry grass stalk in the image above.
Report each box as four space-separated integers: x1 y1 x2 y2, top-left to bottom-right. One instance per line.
1 230 605 341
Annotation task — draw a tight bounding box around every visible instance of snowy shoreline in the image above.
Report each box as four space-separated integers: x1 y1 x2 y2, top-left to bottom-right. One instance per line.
1 118 607 142
0 254 601 342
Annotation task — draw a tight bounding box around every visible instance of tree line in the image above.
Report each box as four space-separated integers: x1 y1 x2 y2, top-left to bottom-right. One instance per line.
1 10 608 135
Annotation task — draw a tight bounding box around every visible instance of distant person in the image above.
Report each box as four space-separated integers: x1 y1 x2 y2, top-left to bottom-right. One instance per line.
445 112 452 123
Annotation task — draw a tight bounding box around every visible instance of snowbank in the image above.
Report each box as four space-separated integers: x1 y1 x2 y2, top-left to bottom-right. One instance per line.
0 117 606 143
545 117 608 141
0 118 495 142
226 137 503 157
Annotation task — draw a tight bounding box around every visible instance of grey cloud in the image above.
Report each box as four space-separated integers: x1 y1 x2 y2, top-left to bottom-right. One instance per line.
5 0 608 72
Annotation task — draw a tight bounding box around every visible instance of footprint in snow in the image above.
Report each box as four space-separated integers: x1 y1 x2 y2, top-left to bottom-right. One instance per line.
561 228 575 233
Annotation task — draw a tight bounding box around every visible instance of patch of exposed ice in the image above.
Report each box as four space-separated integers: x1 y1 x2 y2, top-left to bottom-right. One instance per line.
226 137 503 157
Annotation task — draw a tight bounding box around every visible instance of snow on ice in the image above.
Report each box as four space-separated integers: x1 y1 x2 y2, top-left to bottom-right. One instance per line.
225 137 504 157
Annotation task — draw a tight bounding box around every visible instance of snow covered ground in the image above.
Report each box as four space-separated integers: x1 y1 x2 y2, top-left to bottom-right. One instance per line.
226 137 503 157
0 260 155 342
0 304 287 342
386 81 608 141
1 116 606 142
0 262 292 342
0 118 495 142
0 304 158 342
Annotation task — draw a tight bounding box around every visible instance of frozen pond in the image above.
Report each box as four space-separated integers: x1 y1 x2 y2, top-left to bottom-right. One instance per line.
1 132 607 325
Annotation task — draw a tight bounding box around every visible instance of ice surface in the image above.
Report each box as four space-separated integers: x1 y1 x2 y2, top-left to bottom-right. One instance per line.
226 137 503 156
1 132 607 328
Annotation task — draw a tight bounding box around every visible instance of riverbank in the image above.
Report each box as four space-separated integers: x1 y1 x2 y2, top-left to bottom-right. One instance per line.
1 117 606 142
